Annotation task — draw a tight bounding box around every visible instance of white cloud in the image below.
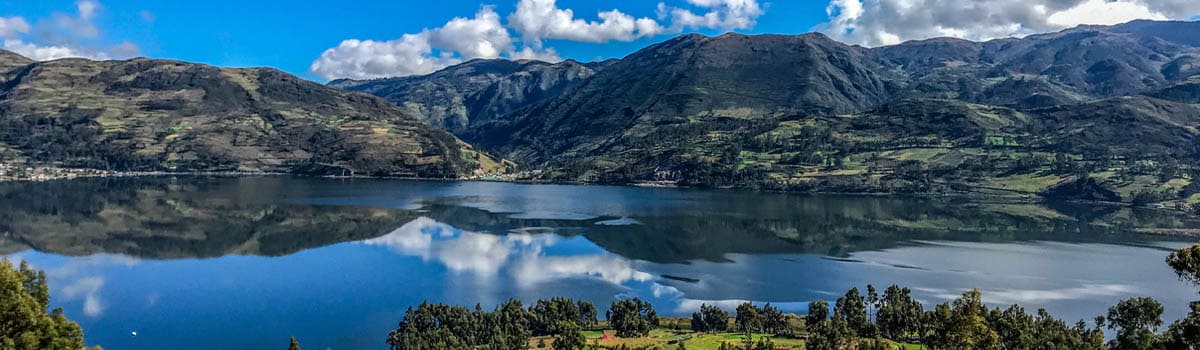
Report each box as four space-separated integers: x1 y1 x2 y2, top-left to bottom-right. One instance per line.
822 0 1200 47
0 17 30 39
661 0 765 32
3 39 100 60
311 6 549 80
0 0 139 61
311 35 460 80
314 0 775 80
509 0 665 46
429 7 514 60
1047 0 1168 27
44 0 102 39
509 46 562 62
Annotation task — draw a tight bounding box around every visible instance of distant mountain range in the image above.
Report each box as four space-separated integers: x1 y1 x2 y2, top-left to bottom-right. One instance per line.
333 20 1200 206
3 20 1200 207
0 51 504 178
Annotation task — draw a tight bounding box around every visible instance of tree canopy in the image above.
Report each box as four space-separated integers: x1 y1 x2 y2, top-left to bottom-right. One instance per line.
0 259 99 350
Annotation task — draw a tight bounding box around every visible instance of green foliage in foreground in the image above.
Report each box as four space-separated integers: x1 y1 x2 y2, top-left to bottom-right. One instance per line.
380 243 1200 349
0 259 99 350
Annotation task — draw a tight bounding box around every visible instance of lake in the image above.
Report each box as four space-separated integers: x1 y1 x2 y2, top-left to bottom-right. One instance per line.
1 176 1198 349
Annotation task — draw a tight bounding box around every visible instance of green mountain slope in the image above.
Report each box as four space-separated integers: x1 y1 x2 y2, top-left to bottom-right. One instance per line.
333 20 1200 207
0 52 505 178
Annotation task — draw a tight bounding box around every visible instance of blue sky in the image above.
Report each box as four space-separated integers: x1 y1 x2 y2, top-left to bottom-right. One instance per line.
2 0 1198 81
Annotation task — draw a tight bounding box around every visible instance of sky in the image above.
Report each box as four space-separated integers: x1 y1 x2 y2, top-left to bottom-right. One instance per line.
1 0 1199 82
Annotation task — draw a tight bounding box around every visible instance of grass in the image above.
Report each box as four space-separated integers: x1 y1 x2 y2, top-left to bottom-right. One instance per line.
1158 178 1190 192
168 121 191 134
1114 175 1166 199
572 329 807 350
982 173 1065 193
983 135 1019 147
879 148 949 162
681 333 805 349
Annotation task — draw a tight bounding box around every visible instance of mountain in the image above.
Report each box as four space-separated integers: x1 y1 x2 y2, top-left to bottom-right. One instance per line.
0 51 505 178
470 33 897 163
0 50 32 72
334 20 1200 207
331 58 598 133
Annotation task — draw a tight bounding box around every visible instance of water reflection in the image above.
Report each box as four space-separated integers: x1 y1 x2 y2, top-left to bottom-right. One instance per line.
360 217 653 287
5 176 1197 261
1 176 1198 349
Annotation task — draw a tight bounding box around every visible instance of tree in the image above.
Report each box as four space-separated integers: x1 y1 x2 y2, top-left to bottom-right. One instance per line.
735 302 763 333
986 305 1034 350
1106 297 1164 350
866 284 879 323
552 321 585 350
941 289 999 350
607 298 658 338
806 300 829 334
836 287 872 337
923 303 953 347
1165 302 1200 349
762 303 787 335
578 301 597 328
288 336 301 350
1169 244 1200 288
1166 244 1200 349
386 299 530 350
532 297 582 336
0 259 98 350
692 304 729 333
492 299 534 349
692 312 707 333
807 313 854 350
877 285 922 341
387 303 473 349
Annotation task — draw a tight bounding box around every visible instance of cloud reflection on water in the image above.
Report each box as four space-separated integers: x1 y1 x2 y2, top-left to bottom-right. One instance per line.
358 216 1198 322
35 255 140 318
361 217 654 288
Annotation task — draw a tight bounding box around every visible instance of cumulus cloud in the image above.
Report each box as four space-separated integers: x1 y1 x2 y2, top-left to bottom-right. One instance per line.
660 0 765 32
310 6 555 80
822 0 1200 46
313 0 772 80
509 46 562 62
0 17 31 39
509 0 665 47
0 0 139 61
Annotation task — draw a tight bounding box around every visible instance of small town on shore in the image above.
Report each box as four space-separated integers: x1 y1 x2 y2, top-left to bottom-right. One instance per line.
0 163 120 182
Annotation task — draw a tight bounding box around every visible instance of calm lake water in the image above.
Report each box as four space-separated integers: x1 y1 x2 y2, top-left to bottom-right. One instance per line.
2 176 1199 349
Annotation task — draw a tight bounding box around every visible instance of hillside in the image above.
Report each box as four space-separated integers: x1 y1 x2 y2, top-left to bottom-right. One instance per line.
334 20 1200 207
0 51 506 178
331 59 598 133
